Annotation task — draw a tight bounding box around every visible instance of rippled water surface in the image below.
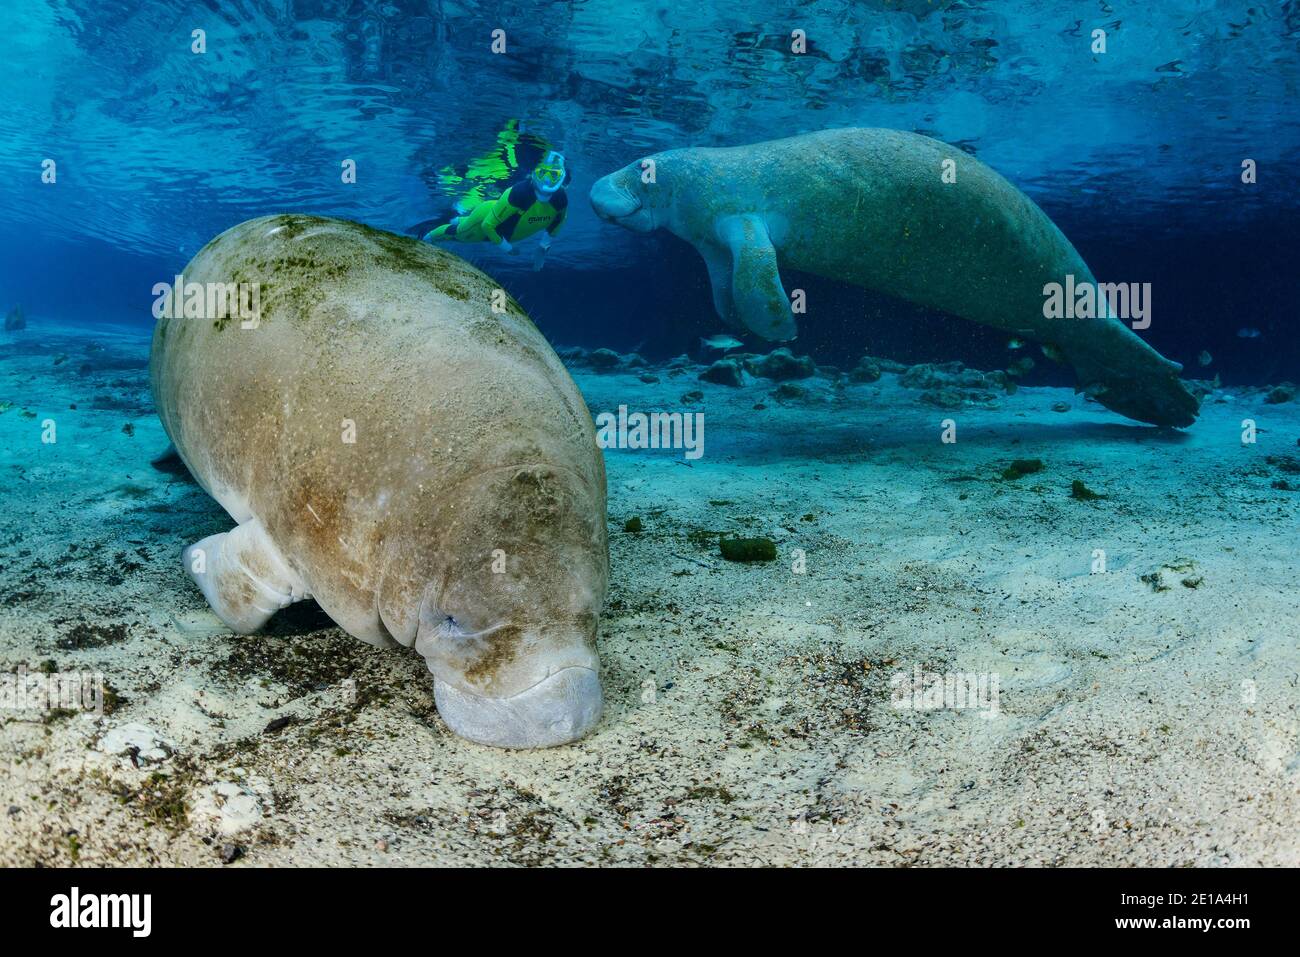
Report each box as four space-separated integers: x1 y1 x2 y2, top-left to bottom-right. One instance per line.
3 0 1298 260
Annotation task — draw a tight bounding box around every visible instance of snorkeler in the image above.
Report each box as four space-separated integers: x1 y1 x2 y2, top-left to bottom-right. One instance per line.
423 151 570 271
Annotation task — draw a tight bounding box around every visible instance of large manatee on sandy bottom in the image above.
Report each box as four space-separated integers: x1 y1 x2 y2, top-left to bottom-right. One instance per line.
590 128 1199 428
150 214 608 748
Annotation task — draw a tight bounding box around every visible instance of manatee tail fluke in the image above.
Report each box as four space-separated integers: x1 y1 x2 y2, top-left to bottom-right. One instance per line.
1067 345 1201 428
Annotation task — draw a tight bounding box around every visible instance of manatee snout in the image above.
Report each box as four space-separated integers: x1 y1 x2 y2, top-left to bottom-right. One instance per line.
590 170 654 232
433 663 603 749
417 616 603 748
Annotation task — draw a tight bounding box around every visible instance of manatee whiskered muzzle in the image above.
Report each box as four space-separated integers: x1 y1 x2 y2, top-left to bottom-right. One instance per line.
432 666 603 749
415 609 603 748
589 176 653 231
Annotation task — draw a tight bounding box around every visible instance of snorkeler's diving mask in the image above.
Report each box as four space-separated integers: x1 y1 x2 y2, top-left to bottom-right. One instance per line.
532 151 566 191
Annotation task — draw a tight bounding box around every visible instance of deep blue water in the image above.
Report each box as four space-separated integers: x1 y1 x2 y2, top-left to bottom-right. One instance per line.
2 0 1298 383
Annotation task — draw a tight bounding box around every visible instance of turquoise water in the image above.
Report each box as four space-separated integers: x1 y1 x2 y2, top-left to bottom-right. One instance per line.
1 1 1298 376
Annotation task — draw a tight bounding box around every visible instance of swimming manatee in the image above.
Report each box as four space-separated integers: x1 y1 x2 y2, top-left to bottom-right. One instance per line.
590 128 1199 428
150 214 608 747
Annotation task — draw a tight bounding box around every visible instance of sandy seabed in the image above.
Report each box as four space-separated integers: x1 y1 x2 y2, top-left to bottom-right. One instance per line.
1 318 1297 867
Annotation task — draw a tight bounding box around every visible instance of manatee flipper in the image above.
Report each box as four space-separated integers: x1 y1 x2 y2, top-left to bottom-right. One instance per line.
183 519 309 633
717 214 796 341
700 244 744 331
151 443 180 468
150 442 197 481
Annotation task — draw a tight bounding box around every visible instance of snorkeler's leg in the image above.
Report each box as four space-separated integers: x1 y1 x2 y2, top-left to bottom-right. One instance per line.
183 519 309 633
430 202 495 244
424 218 460 242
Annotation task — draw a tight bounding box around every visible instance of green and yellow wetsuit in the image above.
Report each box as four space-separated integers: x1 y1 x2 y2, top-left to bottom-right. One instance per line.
425 179 568 246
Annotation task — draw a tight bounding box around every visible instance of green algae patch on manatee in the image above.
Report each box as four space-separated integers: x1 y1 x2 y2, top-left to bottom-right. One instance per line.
719 536 777 562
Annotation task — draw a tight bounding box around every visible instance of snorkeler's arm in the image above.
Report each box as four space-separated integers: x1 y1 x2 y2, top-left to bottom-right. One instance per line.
546 190 569 237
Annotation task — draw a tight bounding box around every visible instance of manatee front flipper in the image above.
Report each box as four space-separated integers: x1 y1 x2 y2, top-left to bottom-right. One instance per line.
700 244 744 331
183 519 309 633
716 214 797 341
150 442 197 482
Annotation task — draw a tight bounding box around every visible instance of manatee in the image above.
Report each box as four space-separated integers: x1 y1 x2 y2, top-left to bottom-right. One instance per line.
590 128 1199 428
149 214 608 748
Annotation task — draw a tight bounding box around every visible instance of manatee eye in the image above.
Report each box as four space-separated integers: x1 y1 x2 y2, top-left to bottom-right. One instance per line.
441 614 484 638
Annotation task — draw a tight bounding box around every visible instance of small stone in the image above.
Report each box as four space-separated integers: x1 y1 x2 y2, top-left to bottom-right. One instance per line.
699 358 745 387
849 358 881 383
920 387 965 409
586 348 623 370
772 382 807 401
1001 459 1044 481
193 781 265 837
900 363 944 389
97 723 173 765
639 374 659 384
263 715 293 734
623 516 643 534
680 390 704 403
1265 384 1295 404
555 345 588 363
750 347 815 381
1069 479 1104 500
719 537 777 562
219 843 244 864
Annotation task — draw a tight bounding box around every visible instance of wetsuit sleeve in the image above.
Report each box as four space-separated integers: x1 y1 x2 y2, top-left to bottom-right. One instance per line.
547 189 569 236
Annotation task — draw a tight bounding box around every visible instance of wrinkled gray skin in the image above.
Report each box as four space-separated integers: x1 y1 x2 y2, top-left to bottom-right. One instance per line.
150 215 608 748
591 128 1199 428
